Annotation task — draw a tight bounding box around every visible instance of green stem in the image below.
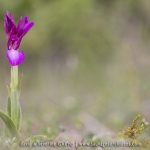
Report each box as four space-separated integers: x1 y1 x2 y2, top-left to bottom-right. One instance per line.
10 66 21 130
11 66 18 89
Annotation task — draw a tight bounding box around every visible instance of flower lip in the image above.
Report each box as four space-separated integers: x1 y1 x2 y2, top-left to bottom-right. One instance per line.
6 49 25 66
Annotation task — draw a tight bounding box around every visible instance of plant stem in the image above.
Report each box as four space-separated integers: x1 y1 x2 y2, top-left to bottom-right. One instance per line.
10 66 21 130
11 66 18 89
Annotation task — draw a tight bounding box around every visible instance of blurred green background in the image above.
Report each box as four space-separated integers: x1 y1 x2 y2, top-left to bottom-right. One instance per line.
0 0 150 138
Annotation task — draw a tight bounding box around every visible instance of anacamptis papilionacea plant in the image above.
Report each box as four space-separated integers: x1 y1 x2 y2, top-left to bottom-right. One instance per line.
0 11 34 139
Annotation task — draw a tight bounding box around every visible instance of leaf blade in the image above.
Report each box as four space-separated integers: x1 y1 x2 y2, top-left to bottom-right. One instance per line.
11 90 21 130
6 96 11 117
0 109 19 138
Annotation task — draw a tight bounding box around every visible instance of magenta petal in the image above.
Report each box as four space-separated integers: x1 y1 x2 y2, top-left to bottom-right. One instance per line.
24 15 28 23
17 16 25 36
8 35 22 50
6 49 25 66
4 11 17 37
18 21 34 37
22 22 34 36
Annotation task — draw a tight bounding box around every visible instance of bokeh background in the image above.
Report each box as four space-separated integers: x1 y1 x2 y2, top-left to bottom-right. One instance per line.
0 0 150 142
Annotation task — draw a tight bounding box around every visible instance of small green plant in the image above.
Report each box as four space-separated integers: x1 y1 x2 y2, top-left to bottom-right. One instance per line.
124 115 144 139
118 115 150 148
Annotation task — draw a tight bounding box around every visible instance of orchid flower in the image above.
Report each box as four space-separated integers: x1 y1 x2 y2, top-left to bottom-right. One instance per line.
0 11 35 139
4 11 34 66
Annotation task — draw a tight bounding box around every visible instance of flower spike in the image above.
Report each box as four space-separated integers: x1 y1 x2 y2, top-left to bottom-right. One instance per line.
4 11 34 66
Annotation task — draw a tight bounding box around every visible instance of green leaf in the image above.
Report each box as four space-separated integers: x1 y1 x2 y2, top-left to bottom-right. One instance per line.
11 90 21 130
17 103 22 131
6 96 11 117
0 109 19 138
17 75 23 98
4 125 9 137
6 85 11 117
7 85 11 95
15 75 23 130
